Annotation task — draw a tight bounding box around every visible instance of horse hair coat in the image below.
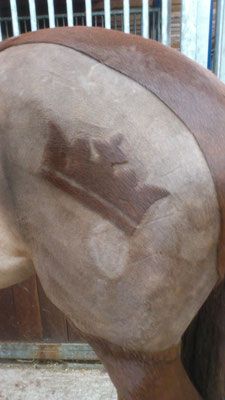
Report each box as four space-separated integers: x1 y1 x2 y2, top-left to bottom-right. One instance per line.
0 27 224 399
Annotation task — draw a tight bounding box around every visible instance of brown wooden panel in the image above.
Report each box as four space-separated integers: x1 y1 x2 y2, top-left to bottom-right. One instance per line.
182 281 225 400
0 287 18 341
12 276 43 341
0 274 83 344
37 278 68 342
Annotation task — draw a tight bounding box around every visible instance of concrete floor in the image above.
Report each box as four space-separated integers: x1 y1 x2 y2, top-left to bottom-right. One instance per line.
0 362 117 400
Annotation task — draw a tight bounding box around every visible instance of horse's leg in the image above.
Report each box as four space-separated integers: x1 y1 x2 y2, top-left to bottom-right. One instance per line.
85 337 202 400
0 170 34 289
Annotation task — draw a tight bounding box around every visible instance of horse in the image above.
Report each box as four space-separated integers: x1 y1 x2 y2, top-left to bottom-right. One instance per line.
0 26 224 399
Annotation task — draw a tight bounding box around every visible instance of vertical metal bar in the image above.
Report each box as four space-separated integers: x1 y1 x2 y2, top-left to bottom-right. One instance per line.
123 0 130 33
157 9 160 41
10 0 20 36
215 0 225 81
85 0 92 27
5 20 9 38
196 0 211 67
181 0 211 68
28 0 37 31
0 8 2 42
207 0 214 69
115 14 118 30
153 11 156 40
47 0 55 28
155 9 158 40
104 0 111 29
181 0 197 59
142 0 149 38
134 13 137 34
0 21 2 42
66 0 73 27
149 11 152 38
161 0 171 46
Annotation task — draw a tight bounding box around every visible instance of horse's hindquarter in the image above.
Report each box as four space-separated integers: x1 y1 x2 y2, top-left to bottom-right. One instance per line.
0 42 220 352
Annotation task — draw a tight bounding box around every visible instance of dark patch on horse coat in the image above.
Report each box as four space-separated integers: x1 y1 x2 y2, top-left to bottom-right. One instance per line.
41 123 169 235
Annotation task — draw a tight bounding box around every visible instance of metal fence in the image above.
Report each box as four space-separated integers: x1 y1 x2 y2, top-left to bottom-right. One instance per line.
0 1 225 82
0 7 161 41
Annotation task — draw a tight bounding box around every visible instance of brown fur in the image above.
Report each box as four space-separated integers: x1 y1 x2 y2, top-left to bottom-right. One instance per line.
0 26 225 279
0 28 223 399
41 122 169 235
69 325 202 400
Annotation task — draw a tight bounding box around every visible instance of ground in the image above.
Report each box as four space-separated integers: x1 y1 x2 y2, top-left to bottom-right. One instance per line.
0 362 117 400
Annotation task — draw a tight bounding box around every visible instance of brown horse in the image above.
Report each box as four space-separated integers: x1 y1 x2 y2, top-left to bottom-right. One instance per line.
0 27 224 399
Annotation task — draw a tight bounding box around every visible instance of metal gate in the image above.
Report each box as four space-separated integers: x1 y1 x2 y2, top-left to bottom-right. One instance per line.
0 0 225 81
